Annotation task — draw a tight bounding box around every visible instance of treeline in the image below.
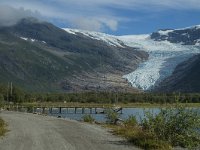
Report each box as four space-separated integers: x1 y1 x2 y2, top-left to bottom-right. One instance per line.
0 84 200 104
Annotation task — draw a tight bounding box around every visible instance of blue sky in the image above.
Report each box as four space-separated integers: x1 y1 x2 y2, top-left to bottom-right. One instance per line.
0 0 200 35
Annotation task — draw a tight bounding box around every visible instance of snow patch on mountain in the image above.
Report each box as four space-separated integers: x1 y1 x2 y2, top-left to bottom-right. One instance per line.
63 28 76 35
20 37 28 41
20 37 36 42
20 37 46 44
118 35 200 90
176 25 200 31
63 28 124 48
195 39 200 46
158 30 173 36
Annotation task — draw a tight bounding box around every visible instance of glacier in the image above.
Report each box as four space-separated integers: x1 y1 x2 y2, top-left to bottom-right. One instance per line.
63 27 200 91
118 35 200 90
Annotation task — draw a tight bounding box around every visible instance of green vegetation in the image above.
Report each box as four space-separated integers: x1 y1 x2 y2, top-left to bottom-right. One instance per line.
1 83 200 105
0 117 7 137
124 115 137 127
105 109 120 124
0 94 4 107
111 104 200 150
82 115 95 123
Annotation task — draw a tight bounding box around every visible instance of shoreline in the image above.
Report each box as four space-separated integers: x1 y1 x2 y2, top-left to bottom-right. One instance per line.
5 102 200 108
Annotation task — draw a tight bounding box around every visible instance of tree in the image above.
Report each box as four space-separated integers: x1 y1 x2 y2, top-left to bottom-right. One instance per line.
0 94 4 104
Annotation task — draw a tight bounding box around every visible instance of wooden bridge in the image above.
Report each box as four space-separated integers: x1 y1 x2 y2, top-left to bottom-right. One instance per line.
3 105 123 115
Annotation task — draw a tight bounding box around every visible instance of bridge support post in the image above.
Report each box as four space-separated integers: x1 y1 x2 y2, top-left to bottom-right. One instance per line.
82 108 85 114
42 107 45 114
49 107 52 114
75 107 77 114
59 107 62 114
33 107 37 113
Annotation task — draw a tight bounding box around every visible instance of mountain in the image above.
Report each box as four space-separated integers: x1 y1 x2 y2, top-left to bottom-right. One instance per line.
0 17 148 92
63 25 200 93
1 18 200 93
151 25 200 45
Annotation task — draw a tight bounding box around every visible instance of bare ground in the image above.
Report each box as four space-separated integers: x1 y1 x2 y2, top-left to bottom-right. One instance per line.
0 111 139 150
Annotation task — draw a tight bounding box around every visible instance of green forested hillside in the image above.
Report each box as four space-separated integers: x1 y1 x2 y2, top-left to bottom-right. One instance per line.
0 84 200 104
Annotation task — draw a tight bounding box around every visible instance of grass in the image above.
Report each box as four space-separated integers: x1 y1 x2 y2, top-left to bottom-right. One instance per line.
0 117 7 137
82 115 95 123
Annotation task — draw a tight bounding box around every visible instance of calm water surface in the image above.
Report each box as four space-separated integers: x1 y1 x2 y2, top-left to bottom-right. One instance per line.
45 108 161 122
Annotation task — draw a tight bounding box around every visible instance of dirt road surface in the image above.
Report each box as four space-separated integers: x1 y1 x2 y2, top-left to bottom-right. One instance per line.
0 111 139 150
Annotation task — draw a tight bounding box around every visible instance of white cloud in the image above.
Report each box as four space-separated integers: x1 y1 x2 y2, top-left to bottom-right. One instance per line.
53 0 200 10
0 0 200 30
105 20 118 31
0 5 42 26
71 18 102 31
100 18 118 31
69 17 118 32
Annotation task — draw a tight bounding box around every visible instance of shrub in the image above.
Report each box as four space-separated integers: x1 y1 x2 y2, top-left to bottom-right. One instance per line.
105 109 119 124
112 124 172 150
124 115 137 127
111 104 200 149
0 117 7 136
128 127 172 150
82 115 94 123
141 104 200 149
27 106 34 113
0 94 4 107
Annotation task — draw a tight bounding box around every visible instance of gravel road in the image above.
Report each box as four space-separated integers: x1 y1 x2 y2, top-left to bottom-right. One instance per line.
0 111 139 150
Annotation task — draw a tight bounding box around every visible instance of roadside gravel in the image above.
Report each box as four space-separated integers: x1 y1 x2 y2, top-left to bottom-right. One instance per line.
0 111 139 150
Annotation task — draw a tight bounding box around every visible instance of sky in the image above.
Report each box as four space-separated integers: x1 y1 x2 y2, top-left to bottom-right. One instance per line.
0 0 200 35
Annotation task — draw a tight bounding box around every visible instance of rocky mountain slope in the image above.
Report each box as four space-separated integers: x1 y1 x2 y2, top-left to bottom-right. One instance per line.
151 25 200 45
154 54 200 92
0 17 148 92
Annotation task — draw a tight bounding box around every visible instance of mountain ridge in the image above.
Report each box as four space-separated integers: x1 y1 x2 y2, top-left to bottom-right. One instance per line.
0 18 200 92
0 17 148 92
